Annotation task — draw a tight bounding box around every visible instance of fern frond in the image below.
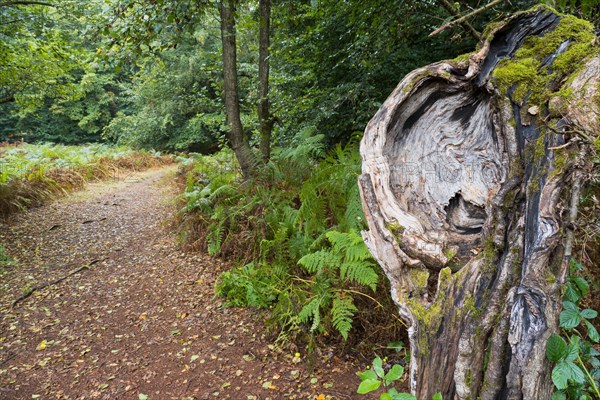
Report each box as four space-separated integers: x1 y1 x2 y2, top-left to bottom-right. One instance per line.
344 184 365 231
326 230 354 253
343 260 379 292
207 222 225 255
332 293 358 340
297 250 339 274
208 183 238 205
298 297 322 333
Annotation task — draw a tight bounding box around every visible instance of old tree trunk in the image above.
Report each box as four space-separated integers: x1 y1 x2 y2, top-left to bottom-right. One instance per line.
359 6 599 400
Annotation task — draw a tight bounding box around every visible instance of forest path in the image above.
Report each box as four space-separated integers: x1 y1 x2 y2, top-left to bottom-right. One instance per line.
0 166 360 400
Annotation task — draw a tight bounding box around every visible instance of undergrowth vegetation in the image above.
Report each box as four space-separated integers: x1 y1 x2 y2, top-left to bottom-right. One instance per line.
179 131 405 351
0 142 172 216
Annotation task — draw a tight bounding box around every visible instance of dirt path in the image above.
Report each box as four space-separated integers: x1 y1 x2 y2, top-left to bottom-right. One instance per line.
0 166 362 400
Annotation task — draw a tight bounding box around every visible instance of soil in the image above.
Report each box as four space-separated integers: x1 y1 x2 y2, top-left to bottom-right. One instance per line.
0 166 366 400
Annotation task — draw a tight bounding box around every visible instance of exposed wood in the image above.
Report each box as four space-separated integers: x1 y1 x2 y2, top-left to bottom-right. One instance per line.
430 0 506 37
360 6 599 399
560 144 586 284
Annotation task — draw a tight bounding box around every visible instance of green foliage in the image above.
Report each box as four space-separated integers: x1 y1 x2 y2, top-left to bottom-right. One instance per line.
0 142 169 215
182 132 390 342
269 0 528 144
546 259 600 399
296 229 376 340
0 2 84 111
0 0 132 145
0 244 14 265
102 25 228 152
541 0 600 26
356 353 442 400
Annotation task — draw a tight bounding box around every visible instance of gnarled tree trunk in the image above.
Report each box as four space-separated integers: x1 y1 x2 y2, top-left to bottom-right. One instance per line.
359 6 599 399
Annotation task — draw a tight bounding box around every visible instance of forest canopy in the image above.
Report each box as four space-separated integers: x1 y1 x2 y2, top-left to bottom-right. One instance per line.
5 0 595 151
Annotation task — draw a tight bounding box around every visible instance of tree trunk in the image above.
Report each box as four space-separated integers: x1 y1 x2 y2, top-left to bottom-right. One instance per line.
219 0 256 179
258 0 274 162
359 6 599 399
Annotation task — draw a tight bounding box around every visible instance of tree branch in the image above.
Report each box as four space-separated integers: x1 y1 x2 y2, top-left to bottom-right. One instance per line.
430 0 505 37
0 1 55 7
436 0 481 40
11 259 103 308
0 94 15 104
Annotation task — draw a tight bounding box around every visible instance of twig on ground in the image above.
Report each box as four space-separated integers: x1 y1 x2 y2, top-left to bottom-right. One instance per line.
11 259 103 308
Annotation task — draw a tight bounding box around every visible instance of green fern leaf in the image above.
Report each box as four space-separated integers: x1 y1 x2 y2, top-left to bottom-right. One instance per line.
344 260 379 291
298 250 339 274
298 297 322 333
332 293 357 340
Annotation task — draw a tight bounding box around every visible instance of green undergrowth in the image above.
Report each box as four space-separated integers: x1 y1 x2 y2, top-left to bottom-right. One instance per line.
179 130 405 351
547 259 600 399
0 142 172 215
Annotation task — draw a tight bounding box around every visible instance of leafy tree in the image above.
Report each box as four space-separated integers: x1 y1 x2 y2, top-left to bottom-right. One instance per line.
0 1 83 109
0 0 130 144
103 31 226 152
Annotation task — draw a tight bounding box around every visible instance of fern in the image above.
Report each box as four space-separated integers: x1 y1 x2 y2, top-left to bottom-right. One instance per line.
298 250 338 274
298 297 322 334
207 221 225 255
185 136 388 344
342 260 379 292
344 184 366 231
332 293 358 340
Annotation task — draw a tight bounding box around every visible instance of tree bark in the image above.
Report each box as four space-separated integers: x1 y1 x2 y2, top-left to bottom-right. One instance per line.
359 6 599 399
219 0 256 179
258 0 274 162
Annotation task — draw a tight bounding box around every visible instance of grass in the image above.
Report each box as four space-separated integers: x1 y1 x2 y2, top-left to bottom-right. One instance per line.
0 142 173 216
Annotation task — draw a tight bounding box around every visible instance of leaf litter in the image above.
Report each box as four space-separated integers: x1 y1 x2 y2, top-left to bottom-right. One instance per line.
0 166 362 399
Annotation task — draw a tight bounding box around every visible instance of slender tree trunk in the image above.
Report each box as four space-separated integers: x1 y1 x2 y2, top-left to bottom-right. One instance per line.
257 0 274 162
219 0 256 179
359 6 599 399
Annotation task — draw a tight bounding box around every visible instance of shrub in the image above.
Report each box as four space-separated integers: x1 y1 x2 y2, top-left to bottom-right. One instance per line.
180 131 404 347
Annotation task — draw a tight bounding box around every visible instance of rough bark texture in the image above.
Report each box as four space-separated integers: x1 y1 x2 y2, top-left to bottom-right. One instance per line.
219 0 256 179
359 6 599 399
258 0 274 162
